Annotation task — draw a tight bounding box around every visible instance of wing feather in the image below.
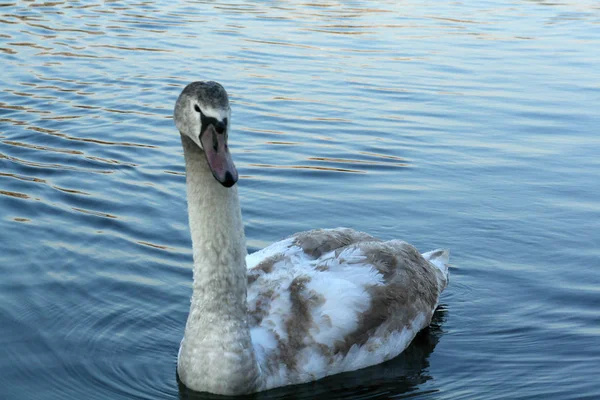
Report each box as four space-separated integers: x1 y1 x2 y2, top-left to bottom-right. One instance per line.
245 228 448 390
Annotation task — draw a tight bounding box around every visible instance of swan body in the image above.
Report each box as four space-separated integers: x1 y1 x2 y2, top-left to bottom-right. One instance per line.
174 81 449 395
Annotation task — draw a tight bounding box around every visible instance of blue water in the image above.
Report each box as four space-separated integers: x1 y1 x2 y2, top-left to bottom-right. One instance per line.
1 1 599 399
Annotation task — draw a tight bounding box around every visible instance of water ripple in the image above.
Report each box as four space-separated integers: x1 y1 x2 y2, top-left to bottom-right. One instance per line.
1 0 600 399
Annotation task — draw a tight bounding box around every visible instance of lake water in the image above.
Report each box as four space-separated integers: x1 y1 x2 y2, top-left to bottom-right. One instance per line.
1 1 599 399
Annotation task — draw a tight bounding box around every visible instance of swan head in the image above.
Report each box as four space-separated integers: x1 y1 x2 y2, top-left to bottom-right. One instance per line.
174 81 238 188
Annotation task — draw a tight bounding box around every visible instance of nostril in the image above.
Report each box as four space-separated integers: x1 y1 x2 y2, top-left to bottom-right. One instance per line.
215 121 226 134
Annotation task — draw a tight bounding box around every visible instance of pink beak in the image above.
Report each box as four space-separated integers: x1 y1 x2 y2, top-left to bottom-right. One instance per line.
200 124 238 187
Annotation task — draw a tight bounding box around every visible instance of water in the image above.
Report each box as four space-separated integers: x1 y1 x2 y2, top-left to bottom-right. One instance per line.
1 1 599 399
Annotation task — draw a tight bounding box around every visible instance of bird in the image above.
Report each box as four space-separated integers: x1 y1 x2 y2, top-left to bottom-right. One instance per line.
174 81 449 395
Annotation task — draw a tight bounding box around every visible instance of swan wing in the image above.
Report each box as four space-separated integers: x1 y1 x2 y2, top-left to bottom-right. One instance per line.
245 228 449 390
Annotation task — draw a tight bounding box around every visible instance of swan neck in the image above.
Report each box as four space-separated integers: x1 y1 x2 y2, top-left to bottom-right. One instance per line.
181 135 246 288
178 135 260 394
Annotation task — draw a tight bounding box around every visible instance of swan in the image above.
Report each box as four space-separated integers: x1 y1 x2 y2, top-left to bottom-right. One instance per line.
174 81 450 395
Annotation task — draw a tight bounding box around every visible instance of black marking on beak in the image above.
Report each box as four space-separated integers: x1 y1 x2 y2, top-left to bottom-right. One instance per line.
222 171 236 188
198 109 228 150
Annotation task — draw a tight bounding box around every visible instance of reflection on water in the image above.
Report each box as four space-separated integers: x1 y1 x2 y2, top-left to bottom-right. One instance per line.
1 0 600 399
249 163 366 174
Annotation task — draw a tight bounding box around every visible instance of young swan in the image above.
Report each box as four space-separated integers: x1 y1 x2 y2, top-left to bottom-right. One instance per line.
174 81 449 395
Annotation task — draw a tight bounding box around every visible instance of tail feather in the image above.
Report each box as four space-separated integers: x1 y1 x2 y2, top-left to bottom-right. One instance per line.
422 249 450 289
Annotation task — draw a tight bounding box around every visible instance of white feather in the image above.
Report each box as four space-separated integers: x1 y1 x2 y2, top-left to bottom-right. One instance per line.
244 238 449 391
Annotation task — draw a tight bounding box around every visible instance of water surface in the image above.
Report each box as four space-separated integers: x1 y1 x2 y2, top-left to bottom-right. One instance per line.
1 1 599 399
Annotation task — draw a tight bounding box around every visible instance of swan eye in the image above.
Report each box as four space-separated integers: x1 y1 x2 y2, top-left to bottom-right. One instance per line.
194 104 201 113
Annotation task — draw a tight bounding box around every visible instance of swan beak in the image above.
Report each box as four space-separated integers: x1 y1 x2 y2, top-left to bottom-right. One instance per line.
200 124 238 188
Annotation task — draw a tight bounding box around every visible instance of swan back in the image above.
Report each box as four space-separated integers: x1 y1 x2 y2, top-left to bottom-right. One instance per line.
245 228 449 390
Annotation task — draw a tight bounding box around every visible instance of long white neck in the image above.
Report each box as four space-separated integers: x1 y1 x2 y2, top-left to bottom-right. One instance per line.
177 135 260 395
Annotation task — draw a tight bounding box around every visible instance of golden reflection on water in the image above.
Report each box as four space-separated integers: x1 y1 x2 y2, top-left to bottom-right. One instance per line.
305 29 372 35
272 96 330 104
0 102 34 111
2 152 116 174
92 44 172 53
2 140 83 155
52 186 90 196
137 240 172 251
8 41 51 50
249 163 365 174
262 113 350 122
86 155 137 167
265 141 300 146
0 189 29 199
359 151 407 162
4 133 151 153
308 156 407 167
163 170 185 176
245 151 409 175
0 172 89 196
244 127 289 135
243 38 321 50
0 171 45 183
39 50 120 59
71 207 117 219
